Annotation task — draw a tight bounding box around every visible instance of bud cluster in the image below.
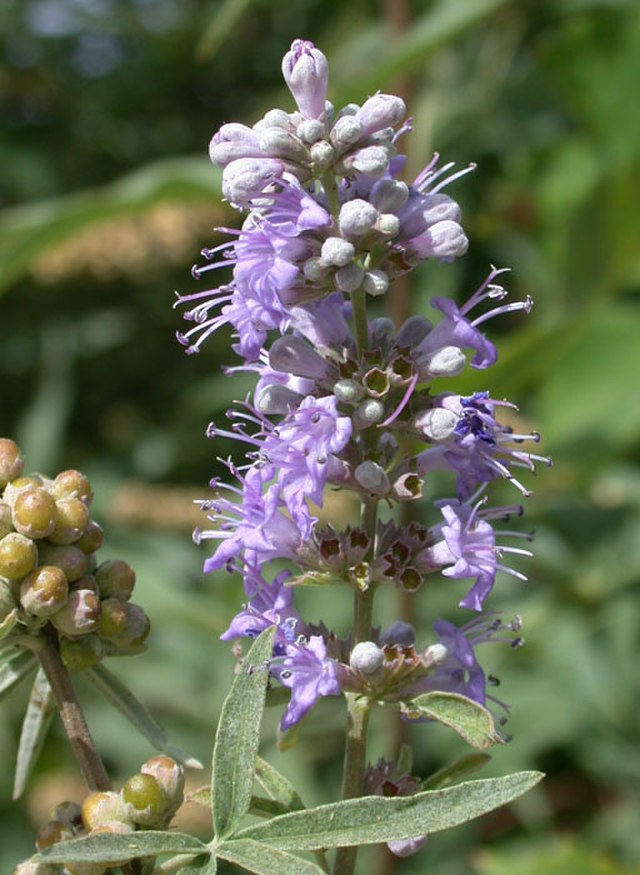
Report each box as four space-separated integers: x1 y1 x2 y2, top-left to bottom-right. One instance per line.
14 756 184 875
0 438 150 669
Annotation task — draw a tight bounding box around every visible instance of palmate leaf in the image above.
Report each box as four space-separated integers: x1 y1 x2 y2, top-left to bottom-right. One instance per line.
406 691 504 750
34 830 208 864
0 648 37 703
232 772 544 851
217 839 326 875
211 627 275 839
13 667 55 799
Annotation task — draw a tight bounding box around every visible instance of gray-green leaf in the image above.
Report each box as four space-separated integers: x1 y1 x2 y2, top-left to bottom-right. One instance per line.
34 830 207 863
421 753 491 791
0 649 37 703
86 663 167 749
407 692 504 749
13 667 55 799
211 627 275 839
217 839 327 875
254 756 305 812
233 772 544 850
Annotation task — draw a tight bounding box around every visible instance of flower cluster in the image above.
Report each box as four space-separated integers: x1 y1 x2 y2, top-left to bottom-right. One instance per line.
178 40 548 771
0 438 150 670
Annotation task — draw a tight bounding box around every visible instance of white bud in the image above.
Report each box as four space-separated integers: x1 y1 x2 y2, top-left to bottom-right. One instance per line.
375 213 400 237
356 399 385 425
350 641 384 674
336 264 365 292
309 140 335 167
339 199 379 237
422 643 448 665
303 256 331 282
334 379 364 402
258 128 308 161
256 385 302 415
371 178 409 212
354 461 389 494
320 237 355 267
330 115 364 148
351 145 391 177
296 119 325 144
417 408 458 441
255 109 292 131
362 270 389 297
423 346 466 377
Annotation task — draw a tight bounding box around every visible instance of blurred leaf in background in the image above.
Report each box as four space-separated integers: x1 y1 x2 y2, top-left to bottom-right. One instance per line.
1 0 639 872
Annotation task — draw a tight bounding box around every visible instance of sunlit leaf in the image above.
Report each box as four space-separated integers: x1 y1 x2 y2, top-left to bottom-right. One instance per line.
34 830 208 863
217 839 326 875
406 692 504 750
13 667 55 799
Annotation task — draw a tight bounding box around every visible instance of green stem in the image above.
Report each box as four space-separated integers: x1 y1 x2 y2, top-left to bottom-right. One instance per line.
333 695 372 875
36 626 111 792
350 286 369 360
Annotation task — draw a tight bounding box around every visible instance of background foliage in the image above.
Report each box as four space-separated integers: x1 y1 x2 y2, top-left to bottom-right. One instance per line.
1 0 639 872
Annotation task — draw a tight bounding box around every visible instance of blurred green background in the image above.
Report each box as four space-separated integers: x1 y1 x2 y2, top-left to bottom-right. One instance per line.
1 0 639 872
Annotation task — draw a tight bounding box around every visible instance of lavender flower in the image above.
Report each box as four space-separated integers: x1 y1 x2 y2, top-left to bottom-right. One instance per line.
276 635 341 730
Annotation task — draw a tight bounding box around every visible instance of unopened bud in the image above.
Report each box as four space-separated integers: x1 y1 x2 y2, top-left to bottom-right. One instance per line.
82 790 131 831
20 565 68 618
422 642 448 666
221 157 284 206
335 264 364 292
52 589 101 636
339 199 378 238
296 119 325 144
0 438 24 488
122 773 167 827
375 213 400 237
309 140 335 168
60 634 102 671
333 379 364 403
416 408 458 441
51 469 93 505
76 521 104 555
356 399 385 426
320 236 355 267
0 501 12 539
0 532 38 580
355 93 406 137
381 621 416 646
370 178 409 212
302 256 331 282
350 641 384 674
48 497 90 545
141 755 185 817
421 346 466 377
354 461 389 495
255 385 302 415
349 145 391 178
362 270 389 297
12 488 57 539
330 115 364 148
258 128 308 162
256 109 291 130
36 819 73 851
394 315 433 348
95 559 135 601
109 602 150 652
269 335 334 381
97 597 128 639
282 39 329 120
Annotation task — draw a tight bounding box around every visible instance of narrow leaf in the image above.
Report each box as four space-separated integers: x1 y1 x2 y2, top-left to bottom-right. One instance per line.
13 667 55 799
421 753 491 791
211 627 275 838
254 756 305 812
249 796 290 819
233 772 544 850
0 649 37 703
217 839 326 875
0 607 18 638
86 663 167 749
34 830 207 863
407 692 504 749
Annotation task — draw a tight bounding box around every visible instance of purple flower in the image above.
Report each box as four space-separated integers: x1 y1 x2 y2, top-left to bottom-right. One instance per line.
281 39 329 120
277 635 341 729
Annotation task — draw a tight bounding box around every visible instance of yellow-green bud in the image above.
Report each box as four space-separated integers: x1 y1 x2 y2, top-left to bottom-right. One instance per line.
60 634 102 671
3 474 45 505
69 573 98 595
20 565 69 618
76 521 104 555
47 497 90 545
38 543 87 583
95 559 135 601
51 469 93 506
12 488 57 539
0 500 13 539
52 589 101 636
122 772 166 827
97 597 128 639
0 438 24 489
141 755 185 817
109 602 150 653
0 532 38 580
35 818 73 850
81 790 131 831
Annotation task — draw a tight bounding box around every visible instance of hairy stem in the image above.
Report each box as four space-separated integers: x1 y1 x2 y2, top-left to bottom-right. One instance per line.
333 695 372 875
36 626 111 792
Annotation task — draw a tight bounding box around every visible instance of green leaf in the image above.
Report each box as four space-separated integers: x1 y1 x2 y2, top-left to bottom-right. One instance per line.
249 796 291 819
254 756 305 812
421 753 492 791
217 839 327 875
0 649 37 703
86 663 167 746
406 692 504 749
233 772 544 850
13 667 55 799
211 627 275 839
0 607 18 638
34 830 208 863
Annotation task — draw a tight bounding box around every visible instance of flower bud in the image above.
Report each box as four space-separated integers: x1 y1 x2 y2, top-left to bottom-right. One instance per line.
255 385 302 415
296 119 325 144
3 475 45 505
370 317 394 345
82 790 130 831
221 157 284 206
208 123 262 166
356 399 385 427
52 589 101 636
416 407 458 441
394 315 433 349
97 597 128 639
0 532 38 580
48 497 90 545
333 379 365 403
320 237 355 267
60 634 103 671
282 39 329 120
255 108 291 131
107 602 150 653
406 220 469 261
51 800 83 831
36 818 73 851
381 621 416 646
348 145 391 178
350 641 384 675
122 772 167 827
258 128 308 162
335 264 364 292
397 192 462 238
370 178 409 212
0 438 24 488
0 500 12 539
302 255 331 282
421 346 466 378
12 488 57 539
362 270 389 297
269 335 335 381
422 642 448 666
338 199 378 238
354 461 389 495
330 115 364 149
309 140 335 168
95 559 135 601
20 565 69 618
355 93 406 137
375 213 400 237
51 469 93 505
76 520 104 555
388 836 429 858
141 755 185 817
